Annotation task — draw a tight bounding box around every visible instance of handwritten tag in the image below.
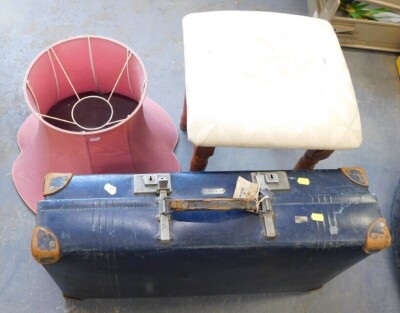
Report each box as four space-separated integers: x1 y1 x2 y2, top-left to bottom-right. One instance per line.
233 176 259 199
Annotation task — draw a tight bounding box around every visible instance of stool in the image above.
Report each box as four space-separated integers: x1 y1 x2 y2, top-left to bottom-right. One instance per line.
180 11 362 171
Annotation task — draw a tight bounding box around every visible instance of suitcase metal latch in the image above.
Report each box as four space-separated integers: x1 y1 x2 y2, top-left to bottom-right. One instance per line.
156 176 172 243
133 174 173 243
259 189 276 239
251 171 290 239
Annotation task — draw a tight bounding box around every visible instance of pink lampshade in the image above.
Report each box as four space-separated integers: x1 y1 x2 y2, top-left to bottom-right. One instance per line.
12 36 180 213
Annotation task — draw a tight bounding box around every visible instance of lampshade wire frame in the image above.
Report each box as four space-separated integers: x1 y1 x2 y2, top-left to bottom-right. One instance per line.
47 50 60 101
87 37 99 93
29 46 135 131
107 51 132 102
26 81 41 113
126 49 135 98
36 113 76 125
50 48 81 101
35 112 125 128
71 95 114 131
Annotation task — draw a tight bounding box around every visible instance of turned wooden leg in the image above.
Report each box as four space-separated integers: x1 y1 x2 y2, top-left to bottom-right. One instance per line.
190 146 215 171
293 150 334 170
180 96 187 131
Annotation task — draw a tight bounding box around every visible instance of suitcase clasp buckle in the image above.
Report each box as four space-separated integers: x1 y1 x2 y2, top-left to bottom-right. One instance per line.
157 176 172 243
259 189 276 239
133 173 173 243
251 171 290 240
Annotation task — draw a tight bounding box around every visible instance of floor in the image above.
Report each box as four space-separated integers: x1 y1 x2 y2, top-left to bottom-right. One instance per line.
1 0 400 312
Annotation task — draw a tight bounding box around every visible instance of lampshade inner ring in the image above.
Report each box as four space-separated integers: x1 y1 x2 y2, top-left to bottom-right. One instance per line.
71 95 114 131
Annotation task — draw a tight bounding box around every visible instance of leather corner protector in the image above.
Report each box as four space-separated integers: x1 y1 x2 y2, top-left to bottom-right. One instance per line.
340 167 369 187
31 226 61 264
43 173 73 196
363 218 391 254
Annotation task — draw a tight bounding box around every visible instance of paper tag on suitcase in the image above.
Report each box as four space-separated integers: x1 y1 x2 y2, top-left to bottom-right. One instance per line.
233 176 259 199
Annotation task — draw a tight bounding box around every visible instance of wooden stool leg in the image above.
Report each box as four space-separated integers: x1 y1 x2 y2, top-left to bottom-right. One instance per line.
294 150 334 170
180 96 187 131
190 146 215 171
181 95 214 171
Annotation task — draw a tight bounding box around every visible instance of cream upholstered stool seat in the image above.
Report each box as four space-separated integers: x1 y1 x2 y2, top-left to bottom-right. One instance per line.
180 11 362 171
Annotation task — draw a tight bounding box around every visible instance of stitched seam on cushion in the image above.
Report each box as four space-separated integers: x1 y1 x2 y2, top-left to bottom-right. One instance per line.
330 111 361 148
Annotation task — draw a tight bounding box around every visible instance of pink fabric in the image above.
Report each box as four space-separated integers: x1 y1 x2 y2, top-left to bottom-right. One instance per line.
12 36 180 213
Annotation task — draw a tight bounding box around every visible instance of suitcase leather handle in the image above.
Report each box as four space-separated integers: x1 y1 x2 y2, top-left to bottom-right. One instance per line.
154 176 273 242
168 198 259 212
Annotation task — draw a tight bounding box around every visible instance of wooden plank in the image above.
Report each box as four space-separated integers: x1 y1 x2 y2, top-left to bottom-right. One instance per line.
307 0 323 17
361 0 400 11
320 0 340 21
332 16 400 53
307 0 340 20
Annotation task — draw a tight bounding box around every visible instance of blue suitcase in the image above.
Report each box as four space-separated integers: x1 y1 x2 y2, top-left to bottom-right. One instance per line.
32 168 391 299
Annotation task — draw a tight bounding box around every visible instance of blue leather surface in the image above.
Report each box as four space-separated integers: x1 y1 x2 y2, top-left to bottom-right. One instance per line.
36 170 382 298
